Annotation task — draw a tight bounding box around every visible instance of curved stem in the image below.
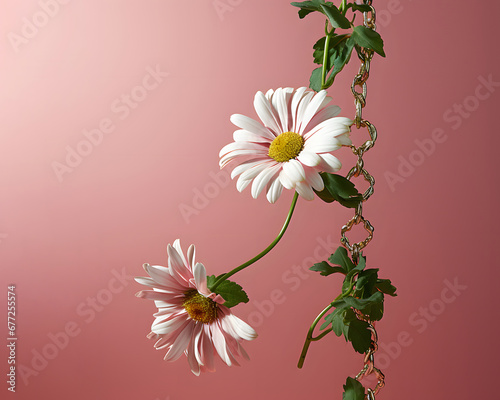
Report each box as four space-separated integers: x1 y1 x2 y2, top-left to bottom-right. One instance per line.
297 279 357 368
211 192 299 291
321 31 332 90
298 303 334 368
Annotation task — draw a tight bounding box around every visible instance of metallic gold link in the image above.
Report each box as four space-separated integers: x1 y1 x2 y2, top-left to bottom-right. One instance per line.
344 1 385 399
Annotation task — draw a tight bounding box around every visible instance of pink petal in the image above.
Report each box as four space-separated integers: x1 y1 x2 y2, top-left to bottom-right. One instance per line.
164 321 194 361
193 263 210 297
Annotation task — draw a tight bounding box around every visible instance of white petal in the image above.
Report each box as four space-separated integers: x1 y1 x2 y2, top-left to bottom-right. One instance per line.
220 149 268 168
278 169 294 190
230 159 268 179
254 91 282 135
319 153 342 172
303 136 342 153
233 129 273 144
290 87 307 133
219 141 268 156
297 150 322 167
230 114 275 140
297 90 328 134
335 132 352 146
240 160 274 181
294 90 314 134
305 104 341 130
224 314 258 341
295 181 315 200
251 163 281 199
266 177 283 203
236 176 252 192
282 159 306 184
305 169 324 191
273 88 289 133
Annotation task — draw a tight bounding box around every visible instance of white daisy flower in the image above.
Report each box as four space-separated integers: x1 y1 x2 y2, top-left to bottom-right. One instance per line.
219 87 353 203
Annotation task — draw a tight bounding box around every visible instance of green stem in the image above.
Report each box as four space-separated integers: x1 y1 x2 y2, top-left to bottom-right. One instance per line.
339 0 348 15
297 279 356 368
321 29 331 89
211 192 299 291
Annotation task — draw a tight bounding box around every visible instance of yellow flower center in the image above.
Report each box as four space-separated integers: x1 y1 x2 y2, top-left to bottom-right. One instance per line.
268 131 305 163
183 290 218 324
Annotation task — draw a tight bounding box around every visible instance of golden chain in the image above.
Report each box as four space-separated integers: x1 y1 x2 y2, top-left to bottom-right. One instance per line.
340 1 384 398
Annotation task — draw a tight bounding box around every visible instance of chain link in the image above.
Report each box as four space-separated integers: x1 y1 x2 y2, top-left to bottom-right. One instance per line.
341 1 385 398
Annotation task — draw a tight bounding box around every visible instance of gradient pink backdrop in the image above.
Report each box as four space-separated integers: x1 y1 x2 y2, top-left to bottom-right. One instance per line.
1 0 498 399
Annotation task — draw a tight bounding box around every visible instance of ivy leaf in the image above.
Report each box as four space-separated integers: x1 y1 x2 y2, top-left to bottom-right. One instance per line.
290 0 325 18
328 246 354 272
309 66 323 92
314 172 362 208
343 291 384 321
375 278 398 296
206 275 249 308
325 35 355 86
343 377 366 400
351 25 385 57
347 318 372 353
313 34 350 65
310 260 345 276
321 307 347 334
355 268 379 297
350 3 372 12
319 4 351 29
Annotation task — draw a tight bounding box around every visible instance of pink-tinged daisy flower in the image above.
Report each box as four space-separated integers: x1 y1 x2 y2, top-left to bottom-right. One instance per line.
135 239 257 376
219 87 353 203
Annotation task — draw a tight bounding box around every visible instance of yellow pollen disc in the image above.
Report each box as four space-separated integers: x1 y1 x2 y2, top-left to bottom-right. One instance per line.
268 131 304 163
183 290 218 324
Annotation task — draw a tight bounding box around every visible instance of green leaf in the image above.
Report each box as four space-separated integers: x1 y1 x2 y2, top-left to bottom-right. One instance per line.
343 291 383 312
319 4 351 29
310 260 345 276
313 34 350 66
328 246 354 272
206 275 249 308
350 3 372 12
321 307 347 334
325 35 355 86
351 25 385 57
314 172 362 208
343 377 366 400
290 0 324 18
309 67 323 92
343 292 384 321
375 278 398 296
347 318 372 353
355 268 379 297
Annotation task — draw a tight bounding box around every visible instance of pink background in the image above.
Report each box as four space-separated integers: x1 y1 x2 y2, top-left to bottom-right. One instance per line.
1 0 498 399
